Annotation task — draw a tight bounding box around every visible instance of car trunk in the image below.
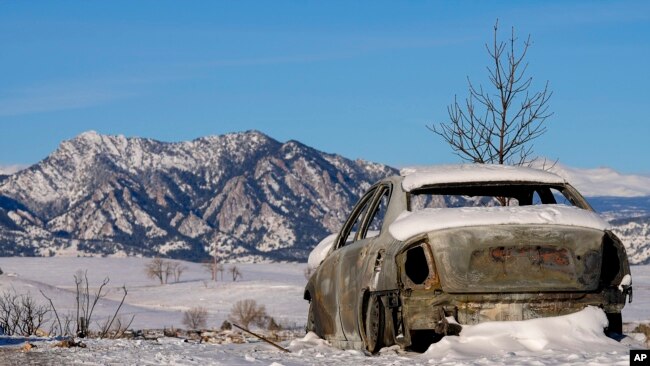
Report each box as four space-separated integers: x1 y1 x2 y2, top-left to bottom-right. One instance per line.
428 225 604 293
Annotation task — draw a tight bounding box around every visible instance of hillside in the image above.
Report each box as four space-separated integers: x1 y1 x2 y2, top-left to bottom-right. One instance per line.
0 131 395 262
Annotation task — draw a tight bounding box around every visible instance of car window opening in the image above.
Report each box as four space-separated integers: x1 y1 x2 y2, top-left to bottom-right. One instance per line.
409 184 581 211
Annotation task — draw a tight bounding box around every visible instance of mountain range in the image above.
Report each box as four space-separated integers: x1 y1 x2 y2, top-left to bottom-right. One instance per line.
0 131 648 264
0 131 394 262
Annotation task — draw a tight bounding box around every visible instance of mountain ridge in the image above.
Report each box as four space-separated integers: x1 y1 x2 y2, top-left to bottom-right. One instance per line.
0 130 396 262
1 131 649 264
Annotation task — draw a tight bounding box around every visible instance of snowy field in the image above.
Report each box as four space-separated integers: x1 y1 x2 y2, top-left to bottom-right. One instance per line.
0 257 648 365
0 257 309 330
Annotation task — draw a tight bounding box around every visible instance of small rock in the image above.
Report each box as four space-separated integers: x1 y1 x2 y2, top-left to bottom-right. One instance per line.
55 339 87 348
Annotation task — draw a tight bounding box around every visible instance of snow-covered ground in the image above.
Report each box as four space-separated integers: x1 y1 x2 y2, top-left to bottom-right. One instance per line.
0 257 648 365
0 257 309 330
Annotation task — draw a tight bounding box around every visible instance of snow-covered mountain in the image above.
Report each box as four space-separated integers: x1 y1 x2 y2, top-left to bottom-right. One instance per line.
578 196 650 264
1 130 649 264
0 131 395 262
544 163 650 197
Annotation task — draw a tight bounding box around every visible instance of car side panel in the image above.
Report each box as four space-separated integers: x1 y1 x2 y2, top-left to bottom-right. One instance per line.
311 248 344 340
337 238 376 342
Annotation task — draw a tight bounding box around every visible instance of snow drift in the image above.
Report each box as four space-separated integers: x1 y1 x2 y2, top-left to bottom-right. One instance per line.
421 306 629 362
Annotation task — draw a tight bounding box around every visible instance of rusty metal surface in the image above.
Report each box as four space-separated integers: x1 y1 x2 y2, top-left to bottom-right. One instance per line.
429 225 606 293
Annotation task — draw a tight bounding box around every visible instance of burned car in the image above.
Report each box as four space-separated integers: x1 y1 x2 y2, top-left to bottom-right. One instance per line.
304 164 632 352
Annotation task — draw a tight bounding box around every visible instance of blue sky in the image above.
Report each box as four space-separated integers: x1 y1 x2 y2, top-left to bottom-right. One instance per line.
1 1 649 174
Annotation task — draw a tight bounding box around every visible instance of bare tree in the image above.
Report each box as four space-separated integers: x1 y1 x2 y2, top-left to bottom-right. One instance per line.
229 299 266 329
74 270 109 337
0 289 50 336
41 272 131 338
229 266 242 282
98 285 131 338
146 259 186 284
164 261 174 284
0 290 20 335
173 263 187 283
98 314 134 339
204 261 223 282
218 264 225 281
183 306 208 330
429 20 552 167
145 258 166 285
204 245 224 282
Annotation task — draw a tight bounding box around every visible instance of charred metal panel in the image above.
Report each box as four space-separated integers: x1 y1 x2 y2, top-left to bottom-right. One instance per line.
429 225 605 293
455 297 591 324
308 247 343 340
338 238 374 342
400 291 618 328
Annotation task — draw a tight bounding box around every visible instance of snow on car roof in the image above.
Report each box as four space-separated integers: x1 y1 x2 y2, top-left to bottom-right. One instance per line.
388 204 610 241
400 164 566 192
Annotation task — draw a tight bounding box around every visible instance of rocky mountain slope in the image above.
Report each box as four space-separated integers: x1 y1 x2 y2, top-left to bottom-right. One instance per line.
588 196 650 264
0 131 395 262
609 215 650 265
1 130 649 264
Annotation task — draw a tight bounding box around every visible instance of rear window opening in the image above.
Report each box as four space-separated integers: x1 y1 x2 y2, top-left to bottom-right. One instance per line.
405 246 429 285
409 184 581 211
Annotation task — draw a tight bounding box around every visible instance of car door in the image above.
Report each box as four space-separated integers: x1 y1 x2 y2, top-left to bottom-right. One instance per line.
336 185 391 342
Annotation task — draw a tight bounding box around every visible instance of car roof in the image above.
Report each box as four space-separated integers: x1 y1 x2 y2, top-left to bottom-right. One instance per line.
399 164 566 192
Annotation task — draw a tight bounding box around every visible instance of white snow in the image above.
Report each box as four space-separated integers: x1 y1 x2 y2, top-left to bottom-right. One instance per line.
619 274 633 292
1 307 643 366
0 258 648 365
389 204 610 241
307 233 337 269
158 240 191 255
401 164 566 192
307 231 379 269
0 258 309 331
421 306 629 362
623 264 650 323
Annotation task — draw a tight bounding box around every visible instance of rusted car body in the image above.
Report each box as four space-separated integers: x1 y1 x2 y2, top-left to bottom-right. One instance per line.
304 165 632 352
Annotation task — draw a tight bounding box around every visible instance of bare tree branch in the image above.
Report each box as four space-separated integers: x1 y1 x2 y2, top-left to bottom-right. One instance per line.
429 19 553 167
39 289 62 336
100 285 128 338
